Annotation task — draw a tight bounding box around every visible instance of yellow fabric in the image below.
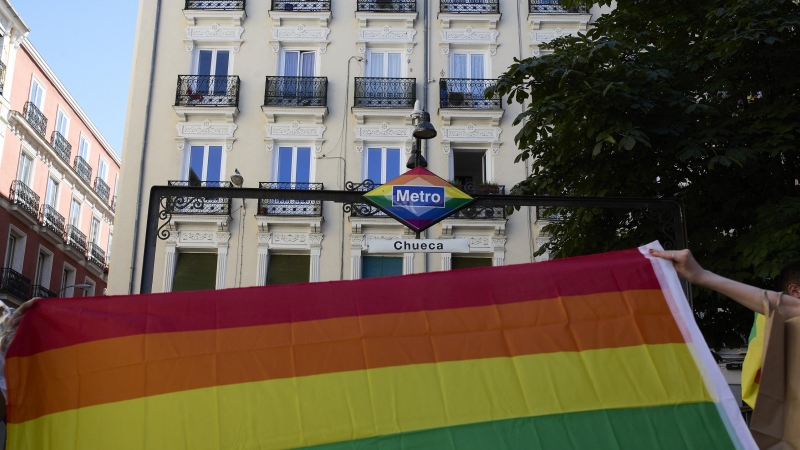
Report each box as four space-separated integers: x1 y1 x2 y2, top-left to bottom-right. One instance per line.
8 344 711 450
742 313 766 408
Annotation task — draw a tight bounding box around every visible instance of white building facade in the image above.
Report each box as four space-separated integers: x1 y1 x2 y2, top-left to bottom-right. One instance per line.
110 0 602 294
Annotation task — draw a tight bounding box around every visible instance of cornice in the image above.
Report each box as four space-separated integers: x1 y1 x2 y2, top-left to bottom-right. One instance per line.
527 13 591 31
438 13 501 29
269 10 331 27
439 108 504 126
351 107 415 125
173 106 239 122
261 106 328 124
183 9 246 26
355 11 417 28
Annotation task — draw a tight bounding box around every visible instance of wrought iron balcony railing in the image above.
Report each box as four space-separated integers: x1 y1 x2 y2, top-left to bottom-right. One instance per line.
271 0 330 11
440 79 501 109
440 0 498 13
88 242 107 269
94 177 111 204
184 0 245 10
166 181 232 215
10 180 40 219
0 268 31 301
357 0 416 12
23 101 48 137
345 180 388 218
536 207 567 222
66 225 88 254
529 0 587 13
264 76 327 107
175 75 240 107
451 183 506 219
0 60 6 95
41 204 66 237
50 131 72 163
74 155 92 184
32 284 57 299
354 77 416 108
257 182 323 216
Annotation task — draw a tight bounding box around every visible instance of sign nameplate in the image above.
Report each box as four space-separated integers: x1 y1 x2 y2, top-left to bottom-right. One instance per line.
368 239 470 254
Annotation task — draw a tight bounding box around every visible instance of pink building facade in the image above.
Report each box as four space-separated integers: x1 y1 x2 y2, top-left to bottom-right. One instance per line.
0 3 120 304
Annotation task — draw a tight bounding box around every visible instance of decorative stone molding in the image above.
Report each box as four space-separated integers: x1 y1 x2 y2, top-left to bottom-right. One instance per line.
355 12 417 28
439 108 504 126
352 107 415 125
439 13 500 30
354 122 414 154
180 232 215 244
528 13 591 31
442 145 451 155
176 120 238 151
357 26 417 54
442 123 502 143
269 11 331 28
183 9 246 26
184 23 244 52
262 106 327 124
270 24 331 53
440 27 500 56
265 122 326 152
172 106 238 122
531 27 565 45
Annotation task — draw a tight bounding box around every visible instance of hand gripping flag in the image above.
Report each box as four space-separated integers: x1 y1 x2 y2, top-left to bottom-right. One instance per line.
5 243 755 449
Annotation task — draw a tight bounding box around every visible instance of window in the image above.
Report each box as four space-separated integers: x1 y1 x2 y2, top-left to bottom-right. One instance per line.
55 109 69 136
366 147 402 183
60 265 76 297
367 51 403 78
84 278 96 297
450 53 486 80
34 249 53 288
29 78 45 108
276 146 312 183
69 199 81 228
98 158 108 182
107 233 113 263
194 49 231 96
45 177 59 207
453 149 486 185
267 255 310 285
451 257 492 270
78 136 90 161
90 217 101 244
362 256 403 279
17 152 34 186
114 175 119 197
4 229 26 272
172 253 217 292
187 145 223 183
282 51 316 77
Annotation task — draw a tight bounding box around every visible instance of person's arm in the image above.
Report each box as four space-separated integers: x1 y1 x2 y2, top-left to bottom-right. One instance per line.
649 249 800 317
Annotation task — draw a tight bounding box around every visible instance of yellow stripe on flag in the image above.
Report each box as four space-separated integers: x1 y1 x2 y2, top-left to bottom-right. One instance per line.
742 313 765 408
8 344 711 450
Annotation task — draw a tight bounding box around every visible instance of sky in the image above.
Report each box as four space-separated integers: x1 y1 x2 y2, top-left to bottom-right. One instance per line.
14 0 139 157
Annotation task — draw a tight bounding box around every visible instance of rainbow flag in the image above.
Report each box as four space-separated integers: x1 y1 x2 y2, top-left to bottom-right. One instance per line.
5 244 754 449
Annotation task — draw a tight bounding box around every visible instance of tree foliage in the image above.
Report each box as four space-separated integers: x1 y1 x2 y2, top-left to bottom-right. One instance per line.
490 0 800 348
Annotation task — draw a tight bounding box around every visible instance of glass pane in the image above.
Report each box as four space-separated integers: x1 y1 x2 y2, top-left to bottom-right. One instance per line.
206 146 223 182
197 50 213 76
277 147 294 183
214 51 230 76
267 255 310 285
79 139 89 159
295 147 311 184
452 257 493 270
367 148 383 183
99 160 108 180
385 149 401 181
283 51 299 77
368 53 384 77
300 52 315 77
387 53 402 78
362 256 402 278
91 219 100 242
71 200 81 227
18 154 32 185
452 54 468 79
56 111 67 134
189 146 205 183
172 253 218 292
46 178 58 206
470 54 485 79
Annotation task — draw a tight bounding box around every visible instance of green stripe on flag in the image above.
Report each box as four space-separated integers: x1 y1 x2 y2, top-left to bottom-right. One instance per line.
303 403 736 450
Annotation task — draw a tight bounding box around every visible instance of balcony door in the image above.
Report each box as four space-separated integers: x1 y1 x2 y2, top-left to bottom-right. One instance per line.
276 146 312 184
29 79 45 109
366 147 401 184
78 136 90 161
69 199 81 228
45 177 59 207
55 110 69 136
90 217 101 244
366 51 403 101
281 51 316 100
188 145 223 184
17 153 33 186
450 53 486 104
98 158 108 182
194 49 231 96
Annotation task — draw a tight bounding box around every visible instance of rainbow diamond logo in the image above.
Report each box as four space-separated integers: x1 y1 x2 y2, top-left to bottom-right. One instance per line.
363 167 474 233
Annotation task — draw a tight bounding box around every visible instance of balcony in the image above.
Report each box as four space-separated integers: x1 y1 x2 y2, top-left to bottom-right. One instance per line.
32 285 57 299
74 155 92 184
94 177 111 204
88 242 107 269
50 131 72 163
166 181 232 215
41 204 66 237
0 268 31 302
529 0 586 13
66 225 88 254
440 0 498 13
354 77 416 108
440 79 501 109
23 101 48 138
264 76 327 107
174 75 240 107
0 60 6 94
184 0 245 9
10 181 40 219
271 0 330 12
257 182 323 216
450 183 506 219
348 181 388 218
536 207 566 222
357 0 416 12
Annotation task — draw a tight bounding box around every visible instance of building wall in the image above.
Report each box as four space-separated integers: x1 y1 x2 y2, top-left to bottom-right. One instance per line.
0 0 120 302
111 0 601 294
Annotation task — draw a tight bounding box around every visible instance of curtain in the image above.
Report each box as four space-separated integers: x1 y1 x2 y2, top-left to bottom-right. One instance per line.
470 54 484 79
368 52 384 77
300 52 315 77
451 54 468 79
387 53 402 78
283 51 299 76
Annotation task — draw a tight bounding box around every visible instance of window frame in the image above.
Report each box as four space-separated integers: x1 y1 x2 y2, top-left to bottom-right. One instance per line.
364 146 404 184
83 277 96 297
16 150 35 186
184 143 226 182
365 49 405 78
449 51 489 80
280 50 318 77
28 75 46 109
98 157 109 182
78 134 91 161
55 107 70 136
192 47 234 76
34 246 55 289
90 216 101 244
273 145 315 184
4 225 27 272
69 198 82 228
45 175 60 207
60 262 77 298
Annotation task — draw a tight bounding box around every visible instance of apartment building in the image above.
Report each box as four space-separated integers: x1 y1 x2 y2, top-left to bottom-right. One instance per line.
111 0 600 294
0 0 120 304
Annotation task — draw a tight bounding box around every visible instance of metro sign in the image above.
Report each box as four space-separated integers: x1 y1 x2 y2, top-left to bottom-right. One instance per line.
363 167 474 233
